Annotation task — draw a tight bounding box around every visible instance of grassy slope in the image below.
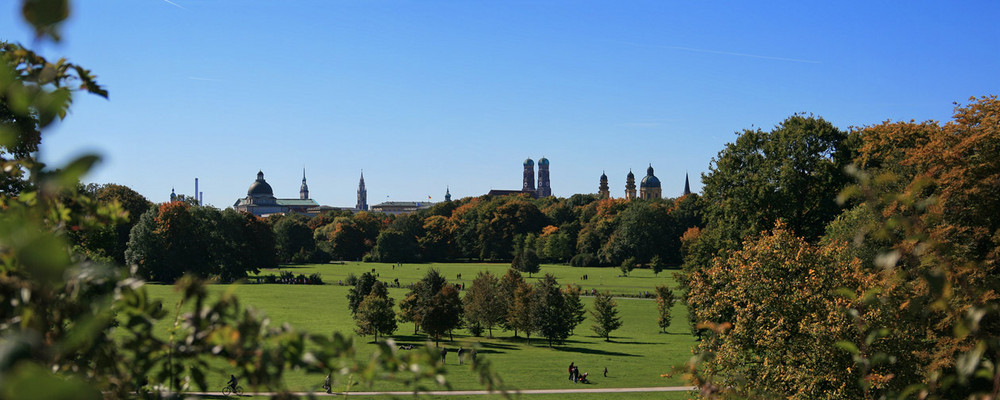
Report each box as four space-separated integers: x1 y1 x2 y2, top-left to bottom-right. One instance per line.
143 262 696 399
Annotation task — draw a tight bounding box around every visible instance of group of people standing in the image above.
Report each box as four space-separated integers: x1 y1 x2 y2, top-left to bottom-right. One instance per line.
567 362 590 384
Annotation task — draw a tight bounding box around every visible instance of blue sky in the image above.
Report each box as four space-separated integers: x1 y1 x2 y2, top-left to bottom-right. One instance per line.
3 1 998 207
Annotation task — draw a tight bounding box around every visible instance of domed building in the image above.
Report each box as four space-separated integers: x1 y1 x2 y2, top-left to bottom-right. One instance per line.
600 165 687 200
234 170 319 217
639 164 662 200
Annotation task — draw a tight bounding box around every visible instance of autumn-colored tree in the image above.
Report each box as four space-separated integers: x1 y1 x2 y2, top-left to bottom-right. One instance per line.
590 291 622 342
685 222 918 399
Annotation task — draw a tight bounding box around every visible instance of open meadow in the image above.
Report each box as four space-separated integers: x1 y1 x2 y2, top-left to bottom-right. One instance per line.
141 262 697 398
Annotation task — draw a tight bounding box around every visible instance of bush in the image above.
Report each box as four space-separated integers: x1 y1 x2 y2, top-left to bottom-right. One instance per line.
345 273 358 286
570 253 598 267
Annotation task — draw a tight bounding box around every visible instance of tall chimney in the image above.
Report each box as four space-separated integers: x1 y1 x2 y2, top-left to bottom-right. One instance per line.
195 178 199 205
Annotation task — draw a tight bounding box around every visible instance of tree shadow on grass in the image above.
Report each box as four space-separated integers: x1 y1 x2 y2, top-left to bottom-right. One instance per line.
552 345 637 357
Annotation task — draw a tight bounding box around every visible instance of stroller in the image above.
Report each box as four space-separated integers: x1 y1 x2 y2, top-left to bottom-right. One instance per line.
579 372 590 384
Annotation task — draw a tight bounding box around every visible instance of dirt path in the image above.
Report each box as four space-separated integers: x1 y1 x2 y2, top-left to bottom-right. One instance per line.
190 386 695 396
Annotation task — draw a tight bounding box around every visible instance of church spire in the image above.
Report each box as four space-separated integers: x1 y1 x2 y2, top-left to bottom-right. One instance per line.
299 167 309 199
684 172 691 195
445 186 452 202
356 171 368 211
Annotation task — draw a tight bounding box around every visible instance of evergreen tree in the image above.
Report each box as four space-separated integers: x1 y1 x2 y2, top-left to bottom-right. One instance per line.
590 291 623 341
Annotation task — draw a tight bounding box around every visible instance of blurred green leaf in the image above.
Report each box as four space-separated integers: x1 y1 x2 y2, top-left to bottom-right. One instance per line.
2 362 101 400
20 0 70 43
834 341 859 355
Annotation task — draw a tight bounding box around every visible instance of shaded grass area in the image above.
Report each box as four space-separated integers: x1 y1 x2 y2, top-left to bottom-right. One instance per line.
142 263 695 396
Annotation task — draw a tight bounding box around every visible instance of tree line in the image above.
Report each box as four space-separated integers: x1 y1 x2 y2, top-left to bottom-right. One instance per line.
348 267 677 347
66 179 704 282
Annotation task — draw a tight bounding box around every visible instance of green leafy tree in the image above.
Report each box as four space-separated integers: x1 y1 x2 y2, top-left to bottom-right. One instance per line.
508 282 535 343
397 290 421 333
371 229 418 263
590 291 623 342
499 268 525 335
354 281 397 343
650 255 665 276
655 285 676 333
272 214 316 263
532 274 571 347
464 271 505 337
562 284 587 334
619 256 636 277
347 272 378 315
421 284 463 343
515 248 541 277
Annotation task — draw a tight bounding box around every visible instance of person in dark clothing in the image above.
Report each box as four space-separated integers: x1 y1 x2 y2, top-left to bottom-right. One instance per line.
227 374 238 391
440 347 447 363
603 366 608 377
568 362 575 381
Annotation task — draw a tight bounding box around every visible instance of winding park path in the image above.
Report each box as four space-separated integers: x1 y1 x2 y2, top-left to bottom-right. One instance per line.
188 385 696 396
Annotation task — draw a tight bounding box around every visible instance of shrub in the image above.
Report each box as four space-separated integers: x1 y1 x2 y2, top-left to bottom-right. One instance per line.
570 253 597 267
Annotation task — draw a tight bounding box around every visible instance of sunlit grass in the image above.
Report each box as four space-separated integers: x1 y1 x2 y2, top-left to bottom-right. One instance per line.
142 262 695 399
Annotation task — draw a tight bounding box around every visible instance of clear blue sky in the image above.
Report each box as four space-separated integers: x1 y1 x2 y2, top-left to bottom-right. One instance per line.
3 1 998 207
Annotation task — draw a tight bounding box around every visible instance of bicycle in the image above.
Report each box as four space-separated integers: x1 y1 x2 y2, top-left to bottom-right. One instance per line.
222 384 244 396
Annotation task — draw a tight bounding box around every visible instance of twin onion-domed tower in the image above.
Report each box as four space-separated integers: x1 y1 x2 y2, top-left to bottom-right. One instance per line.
521 157 551 198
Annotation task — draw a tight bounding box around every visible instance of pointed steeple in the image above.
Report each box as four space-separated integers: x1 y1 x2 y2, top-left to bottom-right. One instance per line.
299 167 309 200
356 171 368 211
684 172 691 195
445 186 452 202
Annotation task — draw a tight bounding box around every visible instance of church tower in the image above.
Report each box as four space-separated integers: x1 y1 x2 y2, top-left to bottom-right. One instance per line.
299 168 309 200
683 172 692 195
522 158 536 193
536 157 551 197
445 186 452 202
625 170 637 200
170 188 177 202
598 171 610 199
639 164 662 200
356 171 368 211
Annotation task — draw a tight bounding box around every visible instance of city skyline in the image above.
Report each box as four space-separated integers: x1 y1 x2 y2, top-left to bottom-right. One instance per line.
1 1 997 207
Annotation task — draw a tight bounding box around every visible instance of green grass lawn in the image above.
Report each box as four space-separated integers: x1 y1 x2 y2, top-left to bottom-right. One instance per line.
142 262 696 399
